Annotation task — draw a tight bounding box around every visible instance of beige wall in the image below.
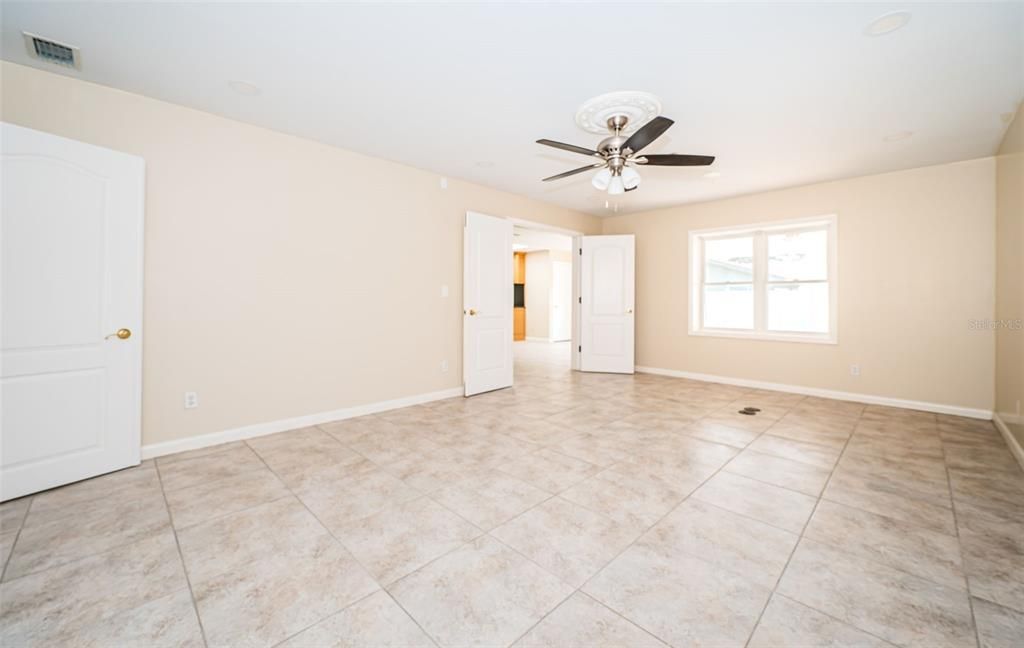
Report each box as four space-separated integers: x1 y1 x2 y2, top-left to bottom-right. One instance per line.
602 159 997 412
996 104 1024 446
524 251 552 340
0 62 600 448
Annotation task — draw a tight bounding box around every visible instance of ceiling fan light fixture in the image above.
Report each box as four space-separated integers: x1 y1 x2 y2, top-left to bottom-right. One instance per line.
607 175 625 195
591 167 612 190
621 166 641 190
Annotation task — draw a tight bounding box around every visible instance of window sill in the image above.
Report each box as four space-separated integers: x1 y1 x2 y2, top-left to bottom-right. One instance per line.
688 328 838 345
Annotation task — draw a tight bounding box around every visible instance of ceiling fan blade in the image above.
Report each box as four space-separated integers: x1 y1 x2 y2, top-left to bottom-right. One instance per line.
622 116 674 154
640 154 716 166
536 139 599 157
542 164 601 182
624 186 638 192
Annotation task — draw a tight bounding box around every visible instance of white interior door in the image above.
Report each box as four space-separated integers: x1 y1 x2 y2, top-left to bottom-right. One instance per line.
463 211 513 396
2 122 145 501
580 235 635 373
550 260 572 342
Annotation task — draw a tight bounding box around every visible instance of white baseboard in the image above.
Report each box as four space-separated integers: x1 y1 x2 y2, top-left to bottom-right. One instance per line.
635 365 992 420
141 386 464 460
525 336 552 343
993 413 1024 471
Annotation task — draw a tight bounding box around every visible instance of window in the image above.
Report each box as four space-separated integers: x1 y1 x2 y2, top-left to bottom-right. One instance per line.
689 215 837 343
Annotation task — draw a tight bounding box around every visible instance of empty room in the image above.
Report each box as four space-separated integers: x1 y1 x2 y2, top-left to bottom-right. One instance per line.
1 2 1022 647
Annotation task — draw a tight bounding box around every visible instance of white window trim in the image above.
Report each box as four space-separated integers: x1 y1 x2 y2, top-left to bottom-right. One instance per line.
688 214 838 345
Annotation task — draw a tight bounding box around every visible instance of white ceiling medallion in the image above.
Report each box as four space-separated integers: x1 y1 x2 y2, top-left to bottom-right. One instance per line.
575 91 662 134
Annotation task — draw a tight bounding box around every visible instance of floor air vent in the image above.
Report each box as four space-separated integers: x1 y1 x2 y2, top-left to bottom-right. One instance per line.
23 32 80 69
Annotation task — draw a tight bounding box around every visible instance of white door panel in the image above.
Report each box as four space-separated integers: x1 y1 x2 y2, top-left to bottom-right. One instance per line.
2 122 144 501
580 235 635 373
463 212 513 396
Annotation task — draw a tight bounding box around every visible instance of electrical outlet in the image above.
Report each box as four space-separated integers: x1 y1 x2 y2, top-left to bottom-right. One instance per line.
441 285 449 298
439 177 448 190
440 360 449 373
184 391 199 409
849 365 860 377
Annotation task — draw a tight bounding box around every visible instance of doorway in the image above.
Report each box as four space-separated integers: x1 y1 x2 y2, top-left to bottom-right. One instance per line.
463 212 635 397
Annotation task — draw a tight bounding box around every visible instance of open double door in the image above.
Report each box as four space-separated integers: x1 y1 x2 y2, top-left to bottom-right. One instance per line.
463 211 634 396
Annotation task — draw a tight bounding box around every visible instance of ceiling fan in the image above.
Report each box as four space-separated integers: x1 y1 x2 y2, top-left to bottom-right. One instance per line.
536 114 715 195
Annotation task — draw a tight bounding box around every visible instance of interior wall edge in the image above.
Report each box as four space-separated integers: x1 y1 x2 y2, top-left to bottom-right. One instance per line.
635 365 993 420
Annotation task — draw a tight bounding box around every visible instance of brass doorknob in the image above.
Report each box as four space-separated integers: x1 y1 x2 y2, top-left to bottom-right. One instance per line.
626 309 634 314
467 309 478 316
106 328 132 340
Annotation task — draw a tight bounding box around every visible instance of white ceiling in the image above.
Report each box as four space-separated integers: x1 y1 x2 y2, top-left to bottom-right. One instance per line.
2 2 1021 217
513 227 572 253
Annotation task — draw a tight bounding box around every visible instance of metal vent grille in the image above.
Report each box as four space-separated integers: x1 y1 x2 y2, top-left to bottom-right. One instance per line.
23 32 80 69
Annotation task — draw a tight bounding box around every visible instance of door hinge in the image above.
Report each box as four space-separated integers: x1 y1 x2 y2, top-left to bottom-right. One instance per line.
578 297 582 304
578 345 582 353
578 248 582 256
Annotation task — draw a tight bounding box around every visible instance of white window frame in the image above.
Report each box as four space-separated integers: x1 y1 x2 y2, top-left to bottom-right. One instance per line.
688 214 838 344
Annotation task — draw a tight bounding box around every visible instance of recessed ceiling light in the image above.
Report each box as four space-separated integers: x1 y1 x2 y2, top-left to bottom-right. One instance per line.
228 80 261 96
703 171 721 179
865 11 911 37
883 130 913 142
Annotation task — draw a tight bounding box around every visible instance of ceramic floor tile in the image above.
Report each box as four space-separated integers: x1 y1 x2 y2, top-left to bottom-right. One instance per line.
158 444 266 492
746 434 842 469
249 427 367 486
491 497 641 588
835 452 952 508
192 532 379 648
777 538 976 648
512 592 667 648
972 597 1024 648
496 448 602 494
823 470 957 536
748 594 894 648
279 590 434 647
389 535 573 648
334 496 481 584
5 489 171 580
804 499 966 590
948 470 1024 522
177 496 329 582
642 498 799 589
0 532 188 646
693 470 817 533
156 440 246 467
583 540 771 648
165 466 291 529
431 471 550 531
725 448 832 496
559 465 694 530
64 589 204 648
681 419 761 449
29 463 160 517
0 498 31 534
295 461 420 529
0 531 17 569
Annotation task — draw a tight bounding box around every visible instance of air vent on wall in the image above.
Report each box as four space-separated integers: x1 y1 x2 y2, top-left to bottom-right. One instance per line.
23 32 80 69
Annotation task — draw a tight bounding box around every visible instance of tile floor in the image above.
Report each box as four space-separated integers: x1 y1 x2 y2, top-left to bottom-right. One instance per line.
1 341 1022 647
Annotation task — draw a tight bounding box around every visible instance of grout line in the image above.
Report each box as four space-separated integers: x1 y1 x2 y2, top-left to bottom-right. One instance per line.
154 461 211 648
0 496 34 583
937 426 983 648
742 406 859 648
244 441 442 648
